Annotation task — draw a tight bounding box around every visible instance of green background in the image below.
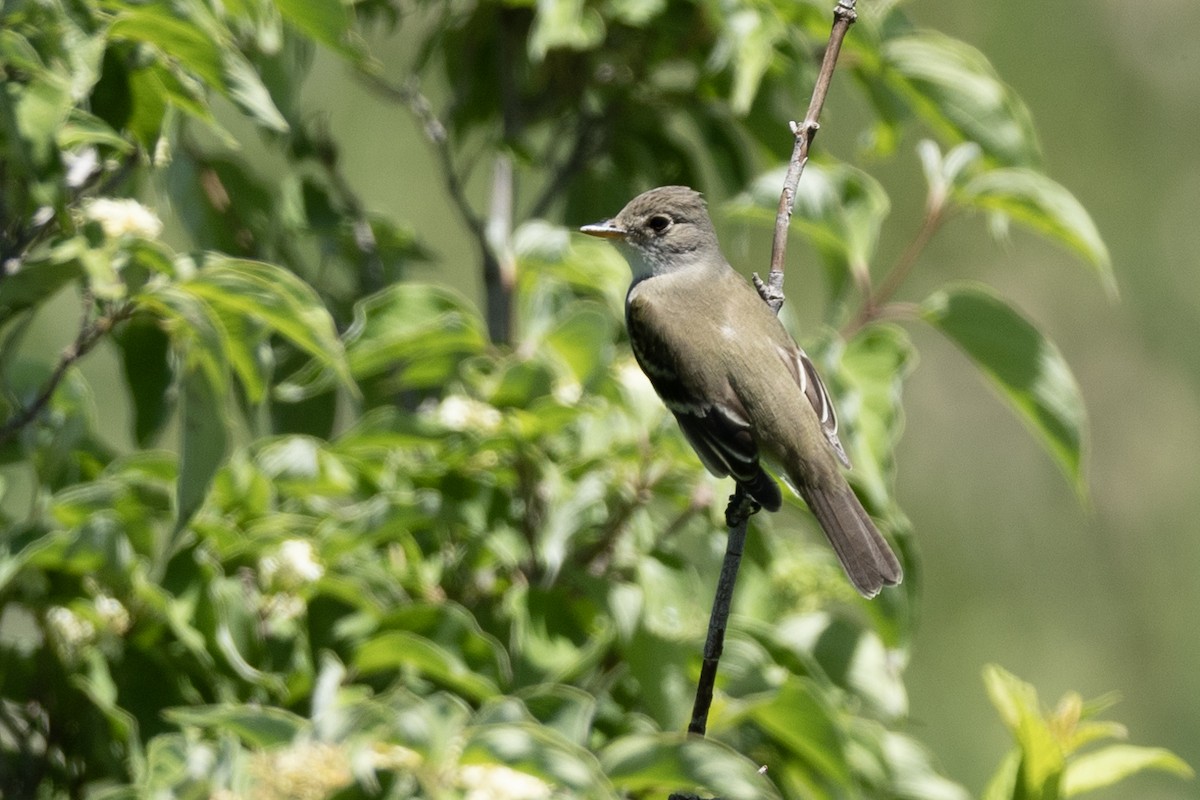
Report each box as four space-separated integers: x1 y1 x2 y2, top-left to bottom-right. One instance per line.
10 1 1198 797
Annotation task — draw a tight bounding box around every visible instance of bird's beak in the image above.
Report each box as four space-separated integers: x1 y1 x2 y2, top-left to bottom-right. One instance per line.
580 219 626 239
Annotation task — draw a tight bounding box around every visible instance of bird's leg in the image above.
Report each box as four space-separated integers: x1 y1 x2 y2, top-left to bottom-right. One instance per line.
724 484 761 528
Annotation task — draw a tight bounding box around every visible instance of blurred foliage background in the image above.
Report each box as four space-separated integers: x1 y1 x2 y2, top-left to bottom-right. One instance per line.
1 0 1197 798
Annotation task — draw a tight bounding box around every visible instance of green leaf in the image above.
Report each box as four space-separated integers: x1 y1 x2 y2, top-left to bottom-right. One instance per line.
983 664 1065 799
716 8 786 115
115 316 175 446
958 168 1115 296
184 258 352 392
921 285 1087 496
542 305 615 385
273 0 359 60
1063 745 1194 796
880 31 1040 167
164 704 306 747
109 7 225 90
354 631 500 701
837 324 915 511
221 49 289 133
600 732 781 800
528 0 605 62
176 362 228 535
463 723 614 796
279 283 485 399
0 256 83 320
751 676 852 786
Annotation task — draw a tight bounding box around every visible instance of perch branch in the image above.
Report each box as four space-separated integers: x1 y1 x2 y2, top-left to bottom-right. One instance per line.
689 488 758 735
689 0 858 742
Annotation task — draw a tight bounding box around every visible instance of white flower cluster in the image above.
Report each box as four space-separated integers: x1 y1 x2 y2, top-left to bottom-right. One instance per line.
94 594 131 635
45 606 95 662
432 395 502 433
259 539 325 592
459 764 552 800
82 197 163 240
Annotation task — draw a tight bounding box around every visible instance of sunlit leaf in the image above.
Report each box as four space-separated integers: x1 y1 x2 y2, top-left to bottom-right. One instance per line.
958 168 1115 296
752 676 852 786
463 723 614 796
109 8 225 89
164 704 306 747
982 664 1065 797
922 285 1087 496
528 0 605 61
734 162 890 298
273 0 360 60
600 732 781 800
355 631 500 701
880 31 1040 167
1063 745 1194 796
184 258 352 392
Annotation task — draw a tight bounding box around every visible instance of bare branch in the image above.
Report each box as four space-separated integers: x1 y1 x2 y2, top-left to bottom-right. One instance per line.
755 0 859 314
0 298 135 446
846 204 946 335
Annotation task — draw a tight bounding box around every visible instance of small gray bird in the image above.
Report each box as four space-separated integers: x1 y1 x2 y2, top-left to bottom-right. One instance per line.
581 185 901 597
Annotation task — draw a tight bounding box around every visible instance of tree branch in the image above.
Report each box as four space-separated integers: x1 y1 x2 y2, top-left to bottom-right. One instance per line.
845 203 947 336
689 488 757 736
0 297 134 446
755 0 858 313
690 0 858 744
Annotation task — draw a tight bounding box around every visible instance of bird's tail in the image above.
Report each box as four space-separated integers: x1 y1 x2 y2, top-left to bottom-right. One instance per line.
799 480 902 598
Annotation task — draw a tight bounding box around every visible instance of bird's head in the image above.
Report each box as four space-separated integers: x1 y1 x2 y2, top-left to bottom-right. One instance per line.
581 186 720 279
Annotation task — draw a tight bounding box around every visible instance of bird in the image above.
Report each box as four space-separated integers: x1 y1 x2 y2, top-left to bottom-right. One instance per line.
580 185 901 597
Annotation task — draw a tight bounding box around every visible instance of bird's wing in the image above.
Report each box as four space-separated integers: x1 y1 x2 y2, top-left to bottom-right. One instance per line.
626 290 781 510
775 344 851 468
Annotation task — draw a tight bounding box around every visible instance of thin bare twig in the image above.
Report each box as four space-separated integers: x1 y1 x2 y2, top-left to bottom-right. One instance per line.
755 0 859 313
690 0 858 741
0 298 134 446
845 205 946 336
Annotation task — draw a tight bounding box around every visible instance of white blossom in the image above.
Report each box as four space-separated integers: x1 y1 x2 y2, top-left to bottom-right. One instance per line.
46 606 95 662
83 197 163 240
260 539 324 592
458 764 552 800
434 395 502 433
94 594 131 635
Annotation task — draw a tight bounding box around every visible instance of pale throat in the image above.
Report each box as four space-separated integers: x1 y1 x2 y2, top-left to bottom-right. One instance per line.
617 241 711 281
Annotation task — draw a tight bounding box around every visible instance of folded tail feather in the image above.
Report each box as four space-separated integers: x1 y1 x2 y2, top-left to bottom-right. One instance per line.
798 481 902 598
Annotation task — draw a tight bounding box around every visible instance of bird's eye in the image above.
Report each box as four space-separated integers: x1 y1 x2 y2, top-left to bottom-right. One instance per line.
647 215 671 233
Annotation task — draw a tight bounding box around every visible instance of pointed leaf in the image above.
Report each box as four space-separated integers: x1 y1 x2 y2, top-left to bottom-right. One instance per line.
958 168 1114 296
881 31 1040 166
184 258 352 391
1063 745 1193 796
354 631 500 701
164 704 306 747
274 0 360 60
176 363 228 534
115 316 175 446
600 732 780 800
922 285 1087 495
